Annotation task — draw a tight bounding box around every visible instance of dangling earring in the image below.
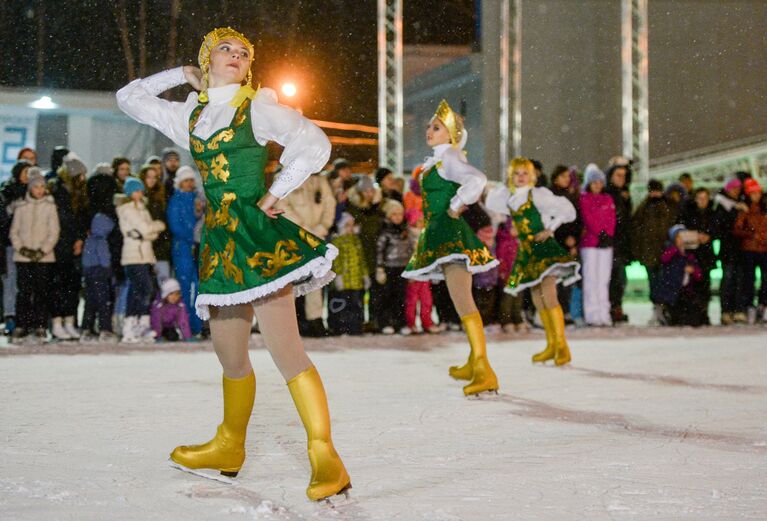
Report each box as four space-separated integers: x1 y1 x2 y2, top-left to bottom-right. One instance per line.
198 70 209 104
245 69 253 86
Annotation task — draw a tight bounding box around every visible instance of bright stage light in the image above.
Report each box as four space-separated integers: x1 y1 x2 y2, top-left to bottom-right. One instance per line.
281 82 297 97
29 96 57 109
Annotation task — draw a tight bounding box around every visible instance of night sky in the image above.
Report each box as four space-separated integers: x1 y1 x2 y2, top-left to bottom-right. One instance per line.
0 1 476 124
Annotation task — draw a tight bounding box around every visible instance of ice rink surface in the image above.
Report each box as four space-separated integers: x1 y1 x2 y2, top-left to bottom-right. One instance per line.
1 324 766 520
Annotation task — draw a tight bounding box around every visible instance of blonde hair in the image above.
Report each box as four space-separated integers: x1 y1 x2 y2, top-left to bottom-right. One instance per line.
507 157 536 190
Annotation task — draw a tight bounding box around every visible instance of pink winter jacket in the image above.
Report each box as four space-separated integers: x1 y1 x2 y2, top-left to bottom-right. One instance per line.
579 192 617 248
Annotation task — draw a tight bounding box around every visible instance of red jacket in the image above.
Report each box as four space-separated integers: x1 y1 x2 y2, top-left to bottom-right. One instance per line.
734 204 767 253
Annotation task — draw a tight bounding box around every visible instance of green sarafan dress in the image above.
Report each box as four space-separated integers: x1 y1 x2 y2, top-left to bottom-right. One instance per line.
189 97 337 319
506 189 580 295
402 160 499 281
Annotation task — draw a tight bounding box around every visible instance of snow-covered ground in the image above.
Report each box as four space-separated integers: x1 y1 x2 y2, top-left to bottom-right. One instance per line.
1 322 766 520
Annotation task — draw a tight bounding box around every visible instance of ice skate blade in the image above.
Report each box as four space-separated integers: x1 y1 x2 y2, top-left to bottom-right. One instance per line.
320 484 353 507
168 460 236 484
466 389 499 399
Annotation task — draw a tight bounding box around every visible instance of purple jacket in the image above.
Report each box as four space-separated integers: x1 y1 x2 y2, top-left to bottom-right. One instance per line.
579 192 617 248
150 297 192 340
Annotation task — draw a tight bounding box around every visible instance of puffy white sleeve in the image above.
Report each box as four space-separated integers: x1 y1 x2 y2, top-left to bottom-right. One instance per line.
249 88 331 199
115 67 196 151
484 183 512 216
439 147 487 212
532 187 576 231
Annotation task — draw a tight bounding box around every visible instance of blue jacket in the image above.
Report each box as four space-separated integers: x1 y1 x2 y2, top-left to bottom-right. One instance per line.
167 190 197 247
83 213 115 269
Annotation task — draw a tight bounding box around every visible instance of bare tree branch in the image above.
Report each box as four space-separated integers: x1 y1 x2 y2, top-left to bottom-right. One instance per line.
138 0 147 77
114 0 136 81
165 0 181 69
36 0 45 86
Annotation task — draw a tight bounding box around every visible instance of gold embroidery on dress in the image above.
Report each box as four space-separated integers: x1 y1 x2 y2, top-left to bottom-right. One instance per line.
413 239 493 268
207 128 235 151
299 229 321 249
189 106 204 132
204 192 239 232
210 153 230 183
194 159 209 183
220 238 244 285
247 240 304 278
199 243 219 281
191 137 205 154
234 100 250 127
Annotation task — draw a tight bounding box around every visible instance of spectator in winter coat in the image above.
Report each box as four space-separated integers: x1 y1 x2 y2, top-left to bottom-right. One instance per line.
550 165 582 322
677 188 717 325
664 182 687 219
403 173 423 215
631 179 678 324
161 148 181 200
579 164 616 326
46 146 69 181
328 213 369 336
0 160 32 334
713 178 749 324
112 157 132 194
605 163 633 323
403 208 438 334
9 171 59 343
734 179 767 322
376 199 412 334
140 164 171 283
658 225 705 327
81 212 117 343
376 167 404 204
17 147 37 165
118 177 166 342
49 152 90 340
167 166 202 336
276 172 336 337
150 278 193 341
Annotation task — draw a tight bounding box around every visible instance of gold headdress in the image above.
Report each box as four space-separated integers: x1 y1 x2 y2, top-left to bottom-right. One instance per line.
197 27 255 103
431 100 465 148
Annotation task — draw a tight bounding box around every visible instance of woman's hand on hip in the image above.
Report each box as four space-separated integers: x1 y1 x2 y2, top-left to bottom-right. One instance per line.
534 229 553 242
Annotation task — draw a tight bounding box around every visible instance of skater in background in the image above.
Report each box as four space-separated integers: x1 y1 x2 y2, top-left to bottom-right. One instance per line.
487 157 579 365
9 171 59 343
150 278 193 341
402 100 500 396
117 27 349 500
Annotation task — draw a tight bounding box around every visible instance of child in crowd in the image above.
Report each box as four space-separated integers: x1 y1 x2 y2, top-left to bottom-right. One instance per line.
657 224 705 326
468 207 499 326
81 212 118 342
9 171 59 343
150 278 193 341
117 177 166 343
495 217 526 333
404 209 439 334
167 166 202 336
375 199 412 334
328 213 368 335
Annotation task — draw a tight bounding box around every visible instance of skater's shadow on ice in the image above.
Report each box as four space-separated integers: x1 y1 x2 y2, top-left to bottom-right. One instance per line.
495 394 767 454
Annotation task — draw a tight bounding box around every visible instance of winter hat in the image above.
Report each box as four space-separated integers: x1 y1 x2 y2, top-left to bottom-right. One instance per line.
333 158 350 170
11 160 31 182
27 170 46 190
382 199 404 218
743 178 762 195
724 178 742 192
664 182 687 199
356 174 375 192
375 167 394 186
161 147 180 161
60 152 87 179
161 278 182 299
90 162 113 179
336 212 355 231
50 146 69 173
608 155 631 168
145 155 162 165
668 224 687 242
173 165 197 189
647 179 664 193
582 163 606 192
123 176 145 197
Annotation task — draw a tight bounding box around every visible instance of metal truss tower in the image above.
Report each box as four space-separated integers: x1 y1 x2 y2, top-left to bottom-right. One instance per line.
377 0 403 175
622 0 649 182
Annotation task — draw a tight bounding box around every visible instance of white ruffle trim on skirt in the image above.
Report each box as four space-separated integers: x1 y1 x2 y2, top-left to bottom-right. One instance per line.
401 253 500 282
194 244 338 320
503 260 581 296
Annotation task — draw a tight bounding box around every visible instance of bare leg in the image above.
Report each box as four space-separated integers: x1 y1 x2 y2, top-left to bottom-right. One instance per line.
253 285 312 381
209 304 254 379
443 264 478 316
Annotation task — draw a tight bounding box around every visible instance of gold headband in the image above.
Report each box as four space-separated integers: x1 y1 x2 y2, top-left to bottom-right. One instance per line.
197 27 255 103
431 99 464 147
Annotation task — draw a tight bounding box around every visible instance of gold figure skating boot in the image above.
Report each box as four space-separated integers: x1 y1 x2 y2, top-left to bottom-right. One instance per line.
532 308 556 363
288 366 351 501
460 312 499 396
170 371 255 478
449 351 473 381
549 306 572 366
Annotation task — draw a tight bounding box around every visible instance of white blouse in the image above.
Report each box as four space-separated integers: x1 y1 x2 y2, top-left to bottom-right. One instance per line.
115 67 331 199
421 143 487 213
485 185 576 232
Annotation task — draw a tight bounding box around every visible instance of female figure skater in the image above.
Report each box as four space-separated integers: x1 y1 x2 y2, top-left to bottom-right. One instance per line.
116 27 349 501
402 100 500 396
487 158 580 365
